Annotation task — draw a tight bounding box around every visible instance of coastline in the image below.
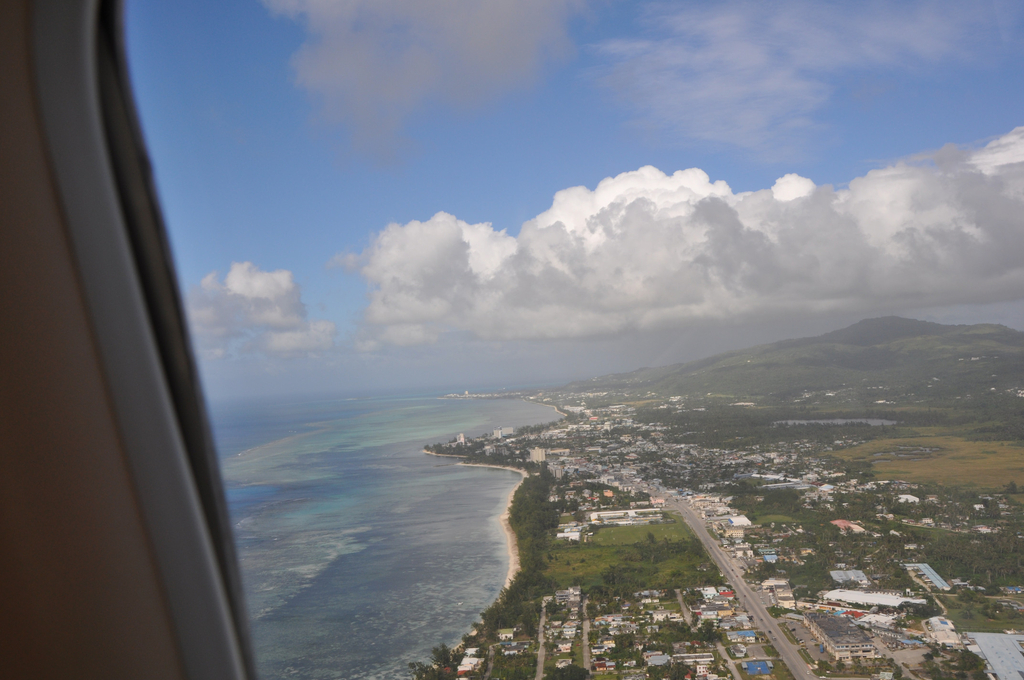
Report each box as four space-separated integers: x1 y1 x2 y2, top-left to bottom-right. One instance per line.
423 449 466 459
457 462 528 591
221 395 558 678
434 394 567 420
533 400 568 418
423 450 527 590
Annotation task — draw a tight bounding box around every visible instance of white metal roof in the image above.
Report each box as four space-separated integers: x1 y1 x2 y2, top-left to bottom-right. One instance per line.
823 590 926 607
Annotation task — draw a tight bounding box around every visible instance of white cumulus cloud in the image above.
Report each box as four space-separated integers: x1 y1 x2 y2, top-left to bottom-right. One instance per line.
188 261 336 358
263 0 584 157
348 126 1024 348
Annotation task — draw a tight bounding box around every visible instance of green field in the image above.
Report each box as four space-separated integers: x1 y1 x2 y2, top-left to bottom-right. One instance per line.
752 514 796 526
939 595 1024 632
590 516 694 545
546 513 720 592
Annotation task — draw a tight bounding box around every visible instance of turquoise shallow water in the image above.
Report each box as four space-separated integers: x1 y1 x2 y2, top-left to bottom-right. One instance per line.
209 395 559 680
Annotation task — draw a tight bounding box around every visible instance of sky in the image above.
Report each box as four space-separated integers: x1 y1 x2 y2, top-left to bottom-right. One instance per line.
125 0 1024 400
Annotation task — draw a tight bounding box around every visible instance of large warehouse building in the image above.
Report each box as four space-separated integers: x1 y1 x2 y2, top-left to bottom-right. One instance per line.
823 590 926 608
804 612 877 661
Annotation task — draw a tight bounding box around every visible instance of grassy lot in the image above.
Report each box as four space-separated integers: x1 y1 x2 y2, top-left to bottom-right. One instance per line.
649 600 681 611
543 643 576 677
546 513 720 591
590 515 694 545
753 515 796 526
940 599 1024 632
833 435 1024 487
771 660 796 680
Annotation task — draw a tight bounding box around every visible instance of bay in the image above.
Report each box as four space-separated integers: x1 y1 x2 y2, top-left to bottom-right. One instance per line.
209 394 560 680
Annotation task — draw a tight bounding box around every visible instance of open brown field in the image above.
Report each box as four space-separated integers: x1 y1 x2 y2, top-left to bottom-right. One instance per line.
834 435 1024 487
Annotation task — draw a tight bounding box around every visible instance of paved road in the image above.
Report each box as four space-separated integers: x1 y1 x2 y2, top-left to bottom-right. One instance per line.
669 499 815 680
676 587 693 625
483 644 496 680
717 641 744 680
581 597 591 672
536 601 547 680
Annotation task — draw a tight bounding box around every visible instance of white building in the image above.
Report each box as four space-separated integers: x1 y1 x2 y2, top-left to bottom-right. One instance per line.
589 508 662 525
830 570 870 586
925 617 961 648
971 633 1024 680
822 590 926 608
530 447 547 463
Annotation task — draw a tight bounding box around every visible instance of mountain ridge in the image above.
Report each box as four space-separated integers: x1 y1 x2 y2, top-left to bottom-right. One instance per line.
561 317 1024 404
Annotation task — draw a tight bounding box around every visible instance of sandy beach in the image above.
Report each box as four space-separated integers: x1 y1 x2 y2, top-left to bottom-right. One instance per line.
456 462 528 590
534 401 568 418
423 449 466 459
419 400 565 591
423 451 531 588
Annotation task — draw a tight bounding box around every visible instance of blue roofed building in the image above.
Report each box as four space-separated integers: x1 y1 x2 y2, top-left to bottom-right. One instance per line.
744 661 773 675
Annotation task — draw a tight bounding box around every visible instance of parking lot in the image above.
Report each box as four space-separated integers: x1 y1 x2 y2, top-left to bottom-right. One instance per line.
782 621 830 663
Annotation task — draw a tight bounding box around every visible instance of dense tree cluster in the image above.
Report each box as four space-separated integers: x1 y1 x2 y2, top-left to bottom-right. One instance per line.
408 644 459 680
596 531 717 594
481 469 557 638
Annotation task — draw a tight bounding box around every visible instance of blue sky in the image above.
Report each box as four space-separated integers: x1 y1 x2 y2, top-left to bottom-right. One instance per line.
126 0 1024 398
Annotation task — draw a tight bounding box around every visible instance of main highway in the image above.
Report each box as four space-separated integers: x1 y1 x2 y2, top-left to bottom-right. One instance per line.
666 496 816 680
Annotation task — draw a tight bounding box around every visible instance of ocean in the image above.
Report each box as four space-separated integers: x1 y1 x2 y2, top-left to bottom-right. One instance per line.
209 394 560 680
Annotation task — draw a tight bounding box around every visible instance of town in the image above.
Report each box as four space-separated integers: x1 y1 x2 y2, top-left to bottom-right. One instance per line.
413 390 1024 680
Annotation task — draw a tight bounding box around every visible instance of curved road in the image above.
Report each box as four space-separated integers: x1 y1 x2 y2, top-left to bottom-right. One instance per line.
668 498 816 680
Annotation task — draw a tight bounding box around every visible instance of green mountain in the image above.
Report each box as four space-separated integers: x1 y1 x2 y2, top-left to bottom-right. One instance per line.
566 317 1024 406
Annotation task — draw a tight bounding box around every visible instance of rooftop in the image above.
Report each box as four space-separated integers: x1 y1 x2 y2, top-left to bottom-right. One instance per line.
805 612 874 646
824 590 925 607
905 563 951 590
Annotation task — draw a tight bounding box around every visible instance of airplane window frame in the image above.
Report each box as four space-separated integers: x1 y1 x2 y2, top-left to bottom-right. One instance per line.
30 0 255 677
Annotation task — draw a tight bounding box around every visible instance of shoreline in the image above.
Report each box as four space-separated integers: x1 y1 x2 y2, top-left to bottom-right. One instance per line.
422 449 466 459
456 462 528 590
424 450 527 590
534 400 568 418
435 394 568 420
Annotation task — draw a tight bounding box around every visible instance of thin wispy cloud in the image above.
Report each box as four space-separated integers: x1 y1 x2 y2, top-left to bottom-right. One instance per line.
264 0 585 159
345 127 1024 349
597 0 1013 156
